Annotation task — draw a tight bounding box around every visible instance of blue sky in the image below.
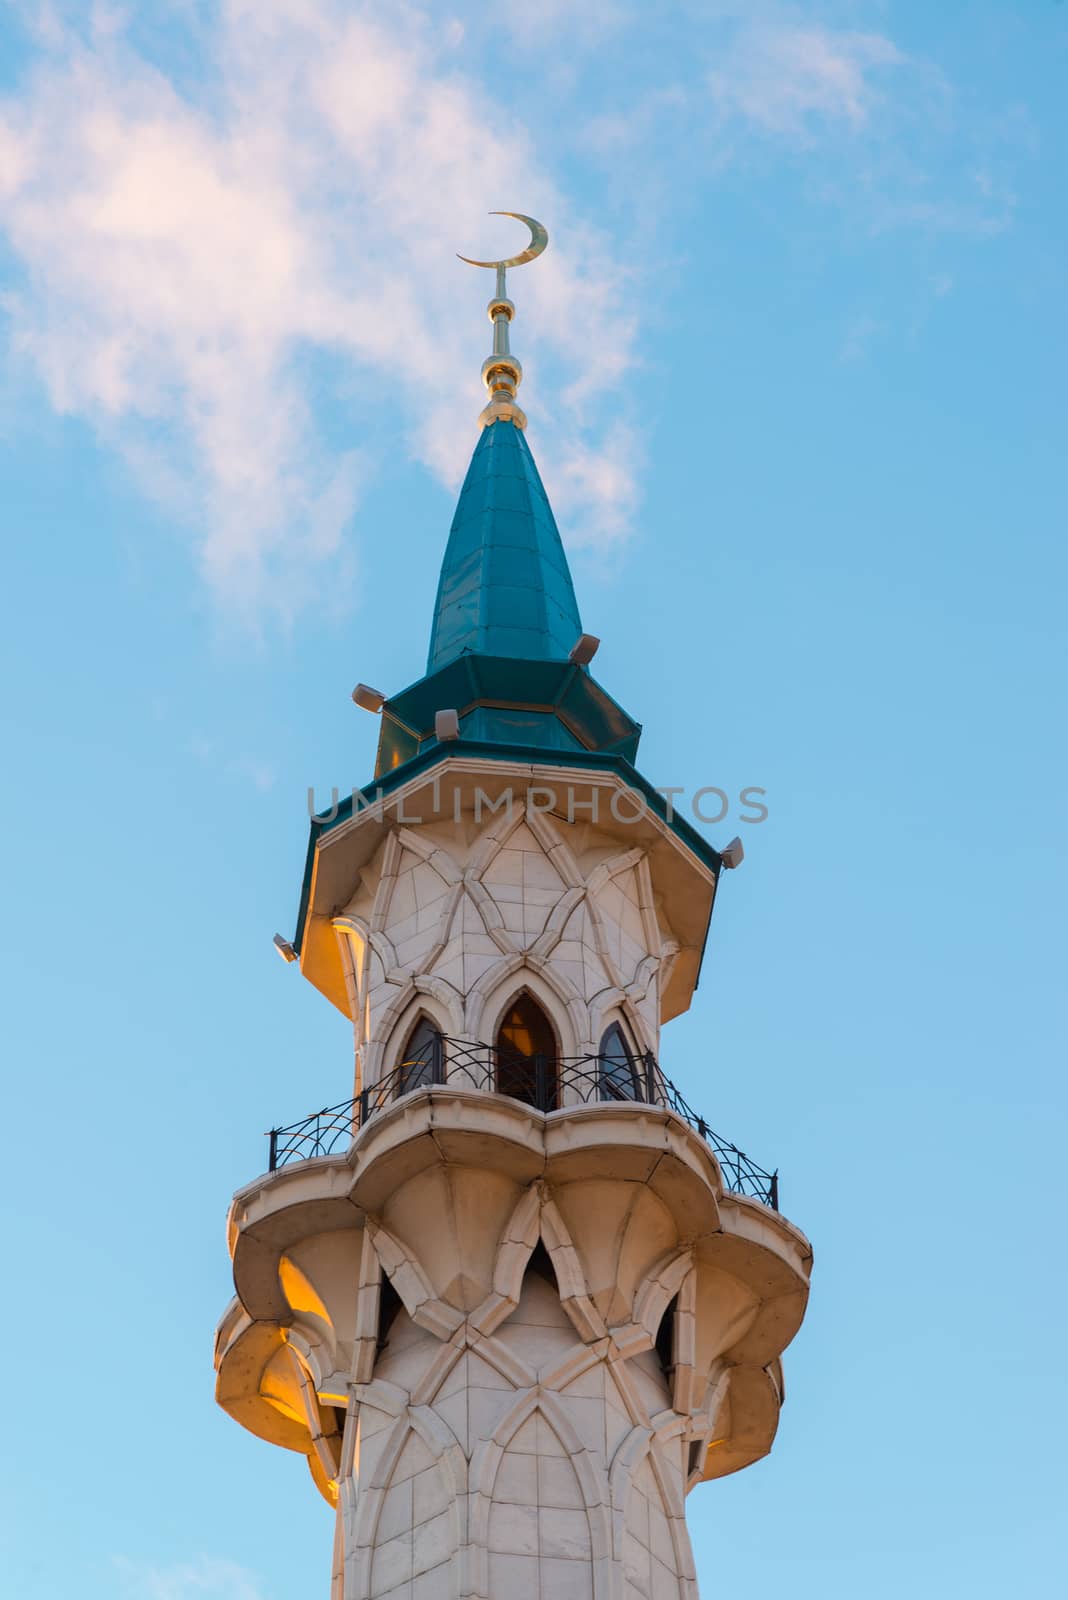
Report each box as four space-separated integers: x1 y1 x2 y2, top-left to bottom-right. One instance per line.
0 2 1064 1596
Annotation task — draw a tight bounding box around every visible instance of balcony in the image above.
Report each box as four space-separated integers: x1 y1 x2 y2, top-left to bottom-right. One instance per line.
265 1035 779 1210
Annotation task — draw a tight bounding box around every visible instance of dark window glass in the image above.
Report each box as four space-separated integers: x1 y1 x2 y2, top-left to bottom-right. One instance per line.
495 993 558 1110
598 1022 640 1101
397 1016 441 1096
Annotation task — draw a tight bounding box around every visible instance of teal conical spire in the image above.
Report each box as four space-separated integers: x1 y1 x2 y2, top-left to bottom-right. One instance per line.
366 218 639 777
427 422 582 672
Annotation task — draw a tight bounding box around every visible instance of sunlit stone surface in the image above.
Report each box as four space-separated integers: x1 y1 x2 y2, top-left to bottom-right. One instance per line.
215 771 812 1600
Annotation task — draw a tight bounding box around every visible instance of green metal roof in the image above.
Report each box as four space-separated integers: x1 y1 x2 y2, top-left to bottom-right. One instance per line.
374 653 642 777
427 420 582 670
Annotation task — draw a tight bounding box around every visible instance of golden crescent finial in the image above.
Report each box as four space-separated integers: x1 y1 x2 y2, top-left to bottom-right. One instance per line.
460 214 548 430
457 212 548 270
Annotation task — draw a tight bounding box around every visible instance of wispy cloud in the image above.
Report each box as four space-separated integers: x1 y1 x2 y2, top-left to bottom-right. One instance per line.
557 422 642 549
115 1555 267 1600
708 22 905 137
0 2 1033 619
838 312 884 364
0 1 640 618
697 15 1023 238
494 0 629 49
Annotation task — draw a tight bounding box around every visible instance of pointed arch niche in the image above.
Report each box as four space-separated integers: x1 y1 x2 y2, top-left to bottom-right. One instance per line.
470 1389 610 1600
598 1018 641 1102
395 1013 444 1097
495 990 558 1111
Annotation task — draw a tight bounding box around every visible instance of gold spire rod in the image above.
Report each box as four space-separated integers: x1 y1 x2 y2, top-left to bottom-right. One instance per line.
458 212 548 430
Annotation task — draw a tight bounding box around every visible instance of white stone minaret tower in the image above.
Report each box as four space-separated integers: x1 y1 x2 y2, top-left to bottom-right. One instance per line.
215 218 812 1600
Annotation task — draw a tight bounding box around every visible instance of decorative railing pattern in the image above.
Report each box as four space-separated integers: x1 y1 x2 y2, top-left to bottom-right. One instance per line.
266 1034 779 1209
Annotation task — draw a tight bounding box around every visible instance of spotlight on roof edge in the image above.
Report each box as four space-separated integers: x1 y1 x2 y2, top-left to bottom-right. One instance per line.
352 683 386 713
721 837 745 870
569 633 600 666
273 934 298 963
434 709 460 741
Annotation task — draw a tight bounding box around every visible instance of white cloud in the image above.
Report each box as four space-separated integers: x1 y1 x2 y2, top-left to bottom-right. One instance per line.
697 17 1019 239
115 1555 267 1600
838 312 884 364
556 422 642 549
488 0 628 48
0 1 639 618
708 23 904 137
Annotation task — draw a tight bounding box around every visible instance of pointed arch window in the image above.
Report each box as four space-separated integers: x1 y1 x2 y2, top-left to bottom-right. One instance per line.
598 1021 641 1102
396 1015 443 1097
495 993 558 1111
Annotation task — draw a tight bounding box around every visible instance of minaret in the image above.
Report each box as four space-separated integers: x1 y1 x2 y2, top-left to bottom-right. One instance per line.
216 217 812 1600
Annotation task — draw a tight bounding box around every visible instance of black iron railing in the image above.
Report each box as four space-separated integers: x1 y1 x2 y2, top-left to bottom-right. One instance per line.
266 1034 779 1210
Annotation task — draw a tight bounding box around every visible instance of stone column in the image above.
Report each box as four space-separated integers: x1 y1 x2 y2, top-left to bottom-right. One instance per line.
218 1088 810 1600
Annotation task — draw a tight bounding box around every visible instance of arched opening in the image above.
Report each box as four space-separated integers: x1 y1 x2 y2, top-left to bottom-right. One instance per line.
376 1273 404 1353
396 1014 443 1097
495 992 558 1110
655 1292 678 1383
598 1020 641 1101
524 1238 559 1289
